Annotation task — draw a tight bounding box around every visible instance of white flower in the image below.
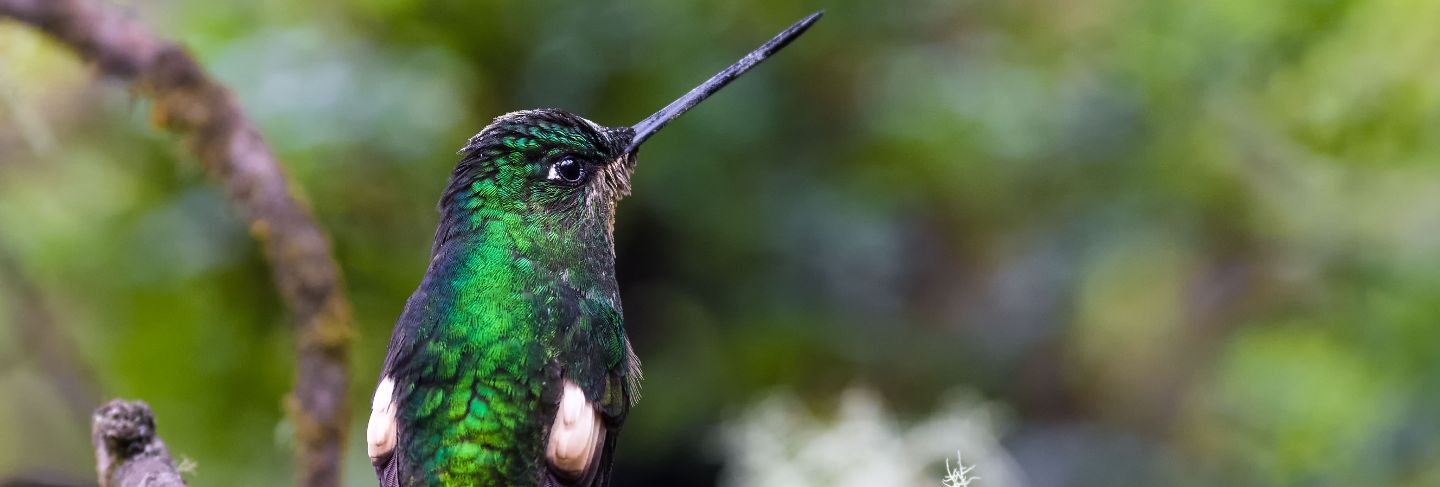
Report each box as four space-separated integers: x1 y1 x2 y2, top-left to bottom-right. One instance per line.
941 451 979 487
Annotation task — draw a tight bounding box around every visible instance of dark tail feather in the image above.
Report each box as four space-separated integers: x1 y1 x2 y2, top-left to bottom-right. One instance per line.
375 449 401 487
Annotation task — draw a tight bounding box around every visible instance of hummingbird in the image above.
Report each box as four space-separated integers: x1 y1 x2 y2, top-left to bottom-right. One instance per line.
366 11 822 486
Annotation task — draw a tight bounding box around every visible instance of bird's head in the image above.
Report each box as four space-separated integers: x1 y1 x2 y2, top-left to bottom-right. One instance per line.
435 11 822 255
443 110 636 235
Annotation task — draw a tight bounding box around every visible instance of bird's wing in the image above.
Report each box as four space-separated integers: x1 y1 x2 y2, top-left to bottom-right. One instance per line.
539 287 640 487
367 278 440 484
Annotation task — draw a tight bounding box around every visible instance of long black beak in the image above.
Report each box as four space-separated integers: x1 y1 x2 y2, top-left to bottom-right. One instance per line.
624 10 823 155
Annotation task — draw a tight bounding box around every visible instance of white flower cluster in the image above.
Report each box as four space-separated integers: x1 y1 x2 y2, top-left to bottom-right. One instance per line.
717 387 1026 487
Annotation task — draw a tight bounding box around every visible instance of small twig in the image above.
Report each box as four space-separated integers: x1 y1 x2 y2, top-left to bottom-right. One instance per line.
0 1 355 486
92 400 186 487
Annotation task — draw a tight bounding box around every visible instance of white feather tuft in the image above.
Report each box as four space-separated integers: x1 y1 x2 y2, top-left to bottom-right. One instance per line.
367 377 398 461
546 379 605 478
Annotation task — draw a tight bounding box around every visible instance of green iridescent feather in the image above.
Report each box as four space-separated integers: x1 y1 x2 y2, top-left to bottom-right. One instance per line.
376 110 640 486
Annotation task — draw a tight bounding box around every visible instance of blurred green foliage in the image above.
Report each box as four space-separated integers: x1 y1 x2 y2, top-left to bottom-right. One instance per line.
3 0 1440 485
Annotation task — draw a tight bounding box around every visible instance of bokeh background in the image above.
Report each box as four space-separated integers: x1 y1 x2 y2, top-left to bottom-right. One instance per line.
4 0 1440 485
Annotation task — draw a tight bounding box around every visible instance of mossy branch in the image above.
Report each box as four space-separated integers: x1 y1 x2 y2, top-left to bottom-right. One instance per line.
0 1 355 486
92 400 187 487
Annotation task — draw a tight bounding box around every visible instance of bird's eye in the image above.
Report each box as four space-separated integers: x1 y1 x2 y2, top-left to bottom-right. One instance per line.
547 158 586 185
